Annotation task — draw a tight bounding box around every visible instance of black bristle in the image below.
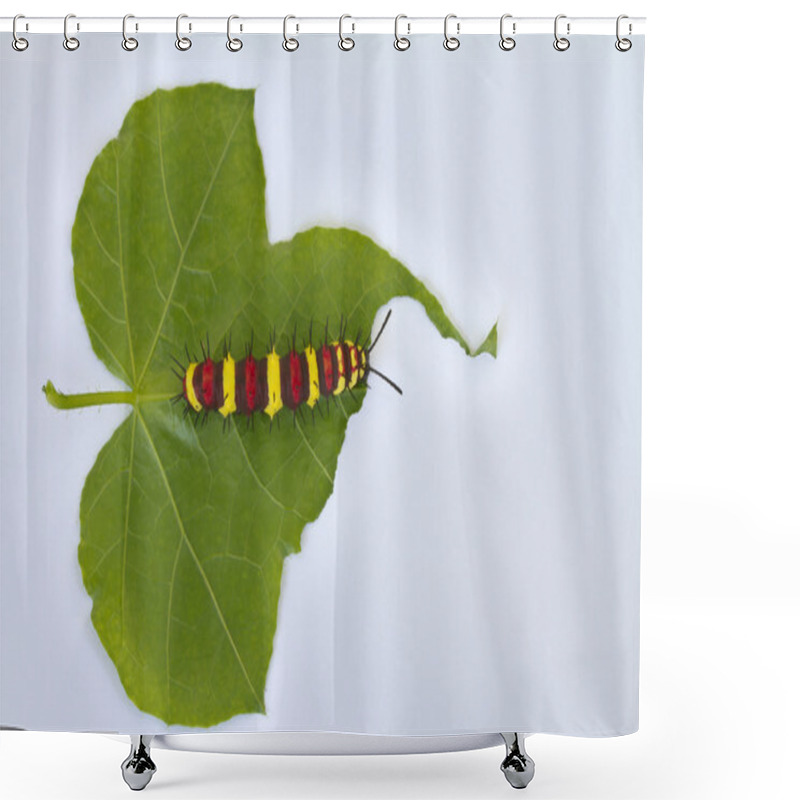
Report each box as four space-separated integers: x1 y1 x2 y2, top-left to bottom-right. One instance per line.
367 309 393 354
367 366 403 395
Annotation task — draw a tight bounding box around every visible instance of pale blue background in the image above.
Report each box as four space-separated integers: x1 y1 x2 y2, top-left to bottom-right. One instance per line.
1 33 643 736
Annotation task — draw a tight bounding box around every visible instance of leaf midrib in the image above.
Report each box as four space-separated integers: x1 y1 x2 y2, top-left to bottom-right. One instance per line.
136 407 265 713
134 101 249 392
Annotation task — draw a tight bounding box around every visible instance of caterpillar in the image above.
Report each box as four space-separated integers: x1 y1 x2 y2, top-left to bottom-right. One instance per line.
173 310 401 423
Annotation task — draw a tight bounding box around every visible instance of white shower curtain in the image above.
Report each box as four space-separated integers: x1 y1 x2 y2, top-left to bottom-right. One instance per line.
0 29 643 738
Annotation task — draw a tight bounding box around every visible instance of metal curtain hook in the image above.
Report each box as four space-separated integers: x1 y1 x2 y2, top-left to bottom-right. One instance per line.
339 14 355 51
12 14 29 51
227 15 242 51
394 14 410 50
283 15 299 51
122 14 138 51
553 14 570 51
615 14 632 51
499 13 515 51
63 13 80 51
176 13 192 50
443 13 460 51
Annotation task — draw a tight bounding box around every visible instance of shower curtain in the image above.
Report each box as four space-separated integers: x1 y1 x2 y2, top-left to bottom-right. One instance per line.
0 27 644 739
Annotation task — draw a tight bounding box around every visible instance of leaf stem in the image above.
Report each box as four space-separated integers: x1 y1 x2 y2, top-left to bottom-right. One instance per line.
43 380 172 410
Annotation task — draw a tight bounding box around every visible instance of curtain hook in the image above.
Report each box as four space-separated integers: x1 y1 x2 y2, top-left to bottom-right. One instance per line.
63 13 80 51
443 13 460 51
283 15 299 51
338 14 355 51
12 14 29 51
122 14 138 51
226 15 242 52
499 13 516 51
175 13 192 50
615 14 632 51
394 14 410 51
553 14 570 51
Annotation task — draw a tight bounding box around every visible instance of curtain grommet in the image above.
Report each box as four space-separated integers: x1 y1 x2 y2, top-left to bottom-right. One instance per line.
175 14 192 51
226 15 243 52
63 13 80 51
338 14 355 51
283 15 299 52
499 14 516 51
443 14 460 51
121 14 138 51
394 15 410 51
553 14 570 51
615 15 632 51
12 14 29 51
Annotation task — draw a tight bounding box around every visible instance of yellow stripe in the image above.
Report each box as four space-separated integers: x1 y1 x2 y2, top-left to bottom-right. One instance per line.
265 350 283 418
357 346 365 380
346 340 359 389
219 354 237 417
332 342 346 396
305 346 319 408
184 363 202 411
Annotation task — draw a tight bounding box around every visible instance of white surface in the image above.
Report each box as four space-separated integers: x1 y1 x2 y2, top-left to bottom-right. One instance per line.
2 0 800 797
111 731 504 755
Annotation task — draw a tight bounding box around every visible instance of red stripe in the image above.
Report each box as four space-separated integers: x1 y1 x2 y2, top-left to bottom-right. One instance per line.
322 346 334 393
289 351 303 406
245 355 257 412
202 359 215 406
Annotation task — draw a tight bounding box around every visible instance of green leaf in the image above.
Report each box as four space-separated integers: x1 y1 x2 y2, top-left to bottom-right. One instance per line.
57 83 495 727
72 83 266 394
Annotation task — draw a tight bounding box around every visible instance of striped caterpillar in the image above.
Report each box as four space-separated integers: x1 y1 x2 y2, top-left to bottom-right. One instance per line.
173 310 401 424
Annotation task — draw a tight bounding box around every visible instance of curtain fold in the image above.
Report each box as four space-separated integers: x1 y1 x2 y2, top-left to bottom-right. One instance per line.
0 32 644 737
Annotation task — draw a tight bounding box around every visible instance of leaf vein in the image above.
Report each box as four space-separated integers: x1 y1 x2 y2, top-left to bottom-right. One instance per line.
136 409 264 713
231 423 310 522
295 423 333 485
120 413 137 644
165 539 183 715
114 142 138 385
84 319 131 381
81 209 121 269
76 276 126 325
156 93 184 251
136 102 249 390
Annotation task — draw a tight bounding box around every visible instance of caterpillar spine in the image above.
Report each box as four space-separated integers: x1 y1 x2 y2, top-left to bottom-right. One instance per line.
178 310 400 421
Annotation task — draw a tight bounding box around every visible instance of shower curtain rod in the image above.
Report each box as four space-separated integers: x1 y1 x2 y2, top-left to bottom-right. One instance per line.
0 16 645 36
